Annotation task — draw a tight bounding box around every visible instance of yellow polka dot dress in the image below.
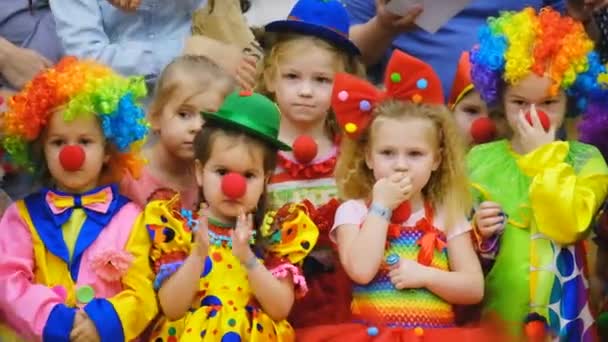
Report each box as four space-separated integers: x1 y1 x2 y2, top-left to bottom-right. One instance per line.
145 198 319 342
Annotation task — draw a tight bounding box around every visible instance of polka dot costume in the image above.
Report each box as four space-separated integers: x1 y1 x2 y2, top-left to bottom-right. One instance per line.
145 198 319 342
468 140 606 339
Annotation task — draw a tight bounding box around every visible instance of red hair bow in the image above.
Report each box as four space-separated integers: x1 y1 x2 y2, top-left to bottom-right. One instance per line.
331 50 444 140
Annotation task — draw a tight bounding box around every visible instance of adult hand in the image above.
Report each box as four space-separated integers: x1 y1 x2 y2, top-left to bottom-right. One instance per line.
106 0 141 12
0 42 51 90
375 0 423 34
183 36 257 90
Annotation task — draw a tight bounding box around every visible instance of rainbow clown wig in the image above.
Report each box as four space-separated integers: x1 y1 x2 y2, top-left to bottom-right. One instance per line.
1 56 148 183
470 7 608 159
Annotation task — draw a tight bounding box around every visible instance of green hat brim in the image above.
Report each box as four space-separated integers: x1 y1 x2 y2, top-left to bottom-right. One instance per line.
202 112 292 151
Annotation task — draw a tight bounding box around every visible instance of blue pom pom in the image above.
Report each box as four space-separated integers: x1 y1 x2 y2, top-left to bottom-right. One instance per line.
367 326 379 336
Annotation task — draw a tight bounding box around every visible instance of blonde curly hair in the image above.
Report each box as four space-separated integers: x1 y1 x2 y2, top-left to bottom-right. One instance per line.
335 100 471 230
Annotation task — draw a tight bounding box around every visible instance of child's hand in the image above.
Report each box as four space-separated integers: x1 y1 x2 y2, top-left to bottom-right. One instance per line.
372 172 412 210
514 104 556 154
388 258 429 289
69 311 100 342
474 201 506 239
192 204 210 259
230 210 255 264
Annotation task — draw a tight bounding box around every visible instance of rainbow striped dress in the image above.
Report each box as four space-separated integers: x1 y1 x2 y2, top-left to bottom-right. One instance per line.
351 203 454 327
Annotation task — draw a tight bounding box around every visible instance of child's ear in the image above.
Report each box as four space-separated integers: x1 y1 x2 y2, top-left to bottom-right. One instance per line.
264 173 271 186
103 143 111 164
432 148 442 171
195 159 205 188
147 104 162 132
263 68 276 93
364 146 373 171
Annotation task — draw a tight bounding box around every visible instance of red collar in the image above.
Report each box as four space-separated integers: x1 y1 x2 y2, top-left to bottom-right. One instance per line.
272 150 337 182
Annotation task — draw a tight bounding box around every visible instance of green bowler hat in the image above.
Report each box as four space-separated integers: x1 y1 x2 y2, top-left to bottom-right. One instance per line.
202 91 291 151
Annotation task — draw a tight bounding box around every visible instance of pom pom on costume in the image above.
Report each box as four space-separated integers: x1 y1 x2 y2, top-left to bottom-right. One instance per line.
145 191 320 340
292 135 318 164
0 57 148 179
332 50 443 140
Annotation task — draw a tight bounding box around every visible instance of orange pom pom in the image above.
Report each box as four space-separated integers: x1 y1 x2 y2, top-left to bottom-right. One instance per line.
524 320 547 340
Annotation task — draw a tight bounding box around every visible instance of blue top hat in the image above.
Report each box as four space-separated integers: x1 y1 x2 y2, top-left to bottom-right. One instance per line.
265 0 360 56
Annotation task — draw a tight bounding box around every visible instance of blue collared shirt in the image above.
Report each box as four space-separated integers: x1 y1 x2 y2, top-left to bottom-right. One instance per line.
50 0 204 86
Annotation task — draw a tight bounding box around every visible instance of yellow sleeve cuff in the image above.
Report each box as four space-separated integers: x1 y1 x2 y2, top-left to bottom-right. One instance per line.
517 141 568 178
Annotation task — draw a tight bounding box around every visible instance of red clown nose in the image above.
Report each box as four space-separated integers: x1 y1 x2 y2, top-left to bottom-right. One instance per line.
221 172 247 199
292 135 318 164
59 145 85 172
470 117 497 144
525 110 550 132
391 201 412 223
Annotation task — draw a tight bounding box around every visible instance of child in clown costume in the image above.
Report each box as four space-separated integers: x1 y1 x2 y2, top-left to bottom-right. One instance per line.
297 50 509 341
258 0 365 327
147 91 319 341
0 57 157 341
468 7 608 340
448 52 500 148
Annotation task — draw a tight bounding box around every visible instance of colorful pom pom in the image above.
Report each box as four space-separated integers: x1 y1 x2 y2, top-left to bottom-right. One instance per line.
338 90 349 102
391 72 402 83
367 326 379 336
359 100 371 112
345 123 358 133
292 135 318 164
416 78 428 89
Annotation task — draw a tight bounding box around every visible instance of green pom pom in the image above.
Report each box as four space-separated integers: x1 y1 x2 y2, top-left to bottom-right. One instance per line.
390 72 401 83
598 312 608 331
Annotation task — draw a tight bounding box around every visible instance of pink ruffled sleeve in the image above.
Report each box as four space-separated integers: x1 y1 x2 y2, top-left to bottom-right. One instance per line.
329 200 368 242
0 204 68 340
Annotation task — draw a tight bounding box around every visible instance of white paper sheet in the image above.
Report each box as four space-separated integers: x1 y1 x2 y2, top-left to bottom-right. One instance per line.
385 0 471 34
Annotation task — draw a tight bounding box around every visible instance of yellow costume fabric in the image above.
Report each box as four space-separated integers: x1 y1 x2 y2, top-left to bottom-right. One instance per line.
468 140 608 338
146 199 319 342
